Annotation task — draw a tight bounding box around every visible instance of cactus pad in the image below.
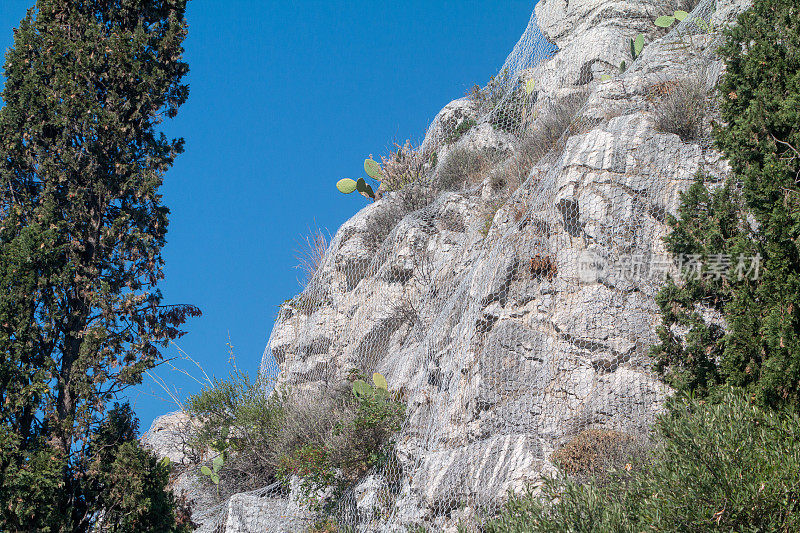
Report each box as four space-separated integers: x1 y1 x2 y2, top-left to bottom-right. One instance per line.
353 379 373 399
633 33 644 57
356 178 375 200
337 178 358 194
364 158 383 180
655 15 675 27
373 372 388 391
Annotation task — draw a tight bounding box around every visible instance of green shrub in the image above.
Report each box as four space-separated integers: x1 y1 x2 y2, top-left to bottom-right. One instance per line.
653 0 800 409
187 367 405 516
186 369 286 499
651 176 752 396
446 118 477 144
485 389 800 532
485 480 638 533
278 372 405 511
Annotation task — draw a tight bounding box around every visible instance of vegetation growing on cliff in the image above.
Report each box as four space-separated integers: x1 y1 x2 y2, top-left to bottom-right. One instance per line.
653 0 800 409
278 372 405 512
485 390 800 533
487 0 800 530
185 368 405 521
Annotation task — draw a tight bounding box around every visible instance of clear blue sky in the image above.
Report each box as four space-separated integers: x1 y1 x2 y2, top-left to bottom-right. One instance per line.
0 1 537 432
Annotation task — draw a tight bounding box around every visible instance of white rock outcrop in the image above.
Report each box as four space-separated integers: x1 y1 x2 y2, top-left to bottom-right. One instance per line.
147 0 755 530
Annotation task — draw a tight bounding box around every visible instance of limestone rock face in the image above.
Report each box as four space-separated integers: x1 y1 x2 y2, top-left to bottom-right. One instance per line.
532 0 695 92
420 97 478 157
141 411 193 465
147 0 755 530
223 492 307 533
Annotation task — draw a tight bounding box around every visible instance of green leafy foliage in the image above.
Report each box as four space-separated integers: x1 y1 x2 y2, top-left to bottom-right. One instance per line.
186 369 286 499
351 372 389 400
467 69 513 112
308 517 349 533
278 371 405 512
200 455 224 485
653 0 800 408
0 432 65 532
485 389 800 532
651 177 754 396
525 79 536 96
445 118 477 144
81 404 194 533
185 367 405 516
0 0 198 529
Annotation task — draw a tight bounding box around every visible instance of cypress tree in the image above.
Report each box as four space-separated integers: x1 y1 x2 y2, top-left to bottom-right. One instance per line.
653 0 800 407
0 0 199 529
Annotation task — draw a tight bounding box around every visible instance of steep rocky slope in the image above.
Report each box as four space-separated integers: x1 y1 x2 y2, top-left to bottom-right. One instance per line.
146 0 753 531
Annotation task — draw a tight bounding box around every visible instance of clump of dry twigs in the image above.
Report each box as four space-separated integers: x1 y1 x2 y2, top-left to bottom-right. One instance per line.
294 223 330 289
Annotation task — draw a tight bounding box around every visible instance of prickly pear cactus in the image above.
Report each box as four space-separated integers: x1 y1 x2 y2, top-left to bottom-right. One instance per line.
655 10 689 28
373 372 388 391
352 380 373 400
364 158 383 181
337 178 358 194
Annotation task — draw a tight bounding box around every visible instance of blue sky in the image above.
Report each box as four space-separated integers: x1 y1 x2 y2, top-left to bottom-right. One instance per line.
0 0 537 431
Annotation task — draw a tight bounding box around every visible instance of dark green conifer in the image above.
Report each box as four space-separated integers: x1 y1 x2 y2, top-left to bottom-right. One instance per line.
653 0 800 407
0 0 199 529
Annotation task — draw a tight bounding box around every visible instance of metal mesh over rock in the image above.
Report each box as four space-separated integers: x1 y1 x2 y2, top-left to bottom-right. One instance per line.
144 0 756 530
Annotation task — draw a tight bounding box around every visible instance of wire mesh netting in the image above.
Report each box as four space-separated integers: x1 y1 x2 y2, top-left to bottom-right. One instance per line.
162 0 749 531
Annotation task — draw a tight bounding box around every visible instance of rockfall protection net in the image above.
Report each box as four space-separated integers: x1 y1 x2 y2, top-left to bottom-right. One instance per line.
182 0 738 530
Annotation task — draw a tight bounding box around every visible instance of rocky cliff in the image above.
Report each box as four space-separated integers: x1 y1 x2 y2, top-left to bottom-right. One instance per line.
146 0 753 531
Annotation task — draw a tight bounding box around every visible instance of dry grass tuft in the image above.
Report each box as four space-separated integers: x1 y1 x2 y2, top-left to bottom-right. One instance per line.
653 74 708 142
380 140 426 192
435 147 506 191
266 387 344 465
294 224 330 289
488 91 590 197
551 428 645 480
521 92 589 164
